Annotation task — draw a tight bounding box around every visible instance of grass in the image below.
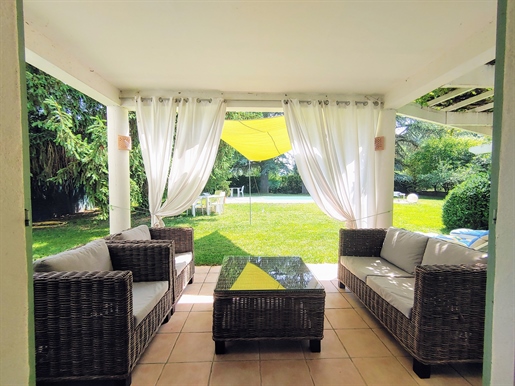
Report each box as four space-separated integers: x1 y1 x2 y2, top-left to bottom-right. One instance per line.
32 196 446 265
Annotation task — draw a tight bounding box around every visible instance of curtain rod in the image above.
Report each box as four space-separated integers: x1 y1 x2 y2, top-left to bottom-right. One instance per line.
137 97 221 103
283 100 381 106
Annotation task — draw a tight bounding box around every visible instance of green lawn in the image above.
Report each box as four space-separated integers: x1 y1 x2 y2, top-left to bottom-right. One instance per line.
32 196 446 265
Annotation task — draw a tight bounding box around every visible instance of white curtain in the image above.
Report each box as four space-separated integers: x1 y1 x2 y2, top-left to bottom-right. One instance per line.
136 96 177 227
136 97 227 227
282 99 381 229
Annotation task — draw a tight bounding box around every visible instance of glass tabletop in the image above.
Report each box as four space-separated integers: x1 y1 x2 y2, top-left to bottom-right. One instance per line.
215 256 324 291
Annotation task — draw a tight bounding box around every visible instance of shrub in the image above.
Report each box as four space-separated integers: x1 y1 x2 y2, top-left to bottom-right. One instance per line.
442 173 490 230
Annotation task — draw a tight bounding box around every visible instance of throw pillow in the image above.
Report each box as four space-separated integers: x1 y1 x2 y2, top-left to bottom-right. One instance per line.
380 227 430 274
421 237 488 265
119 225 151 241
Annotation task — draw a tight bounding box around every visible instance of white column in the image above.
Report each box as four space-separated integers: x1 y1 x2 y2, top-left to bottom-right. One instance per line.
484 0 515 384
0 1 35 384
375 109 396 228
107 106 131 233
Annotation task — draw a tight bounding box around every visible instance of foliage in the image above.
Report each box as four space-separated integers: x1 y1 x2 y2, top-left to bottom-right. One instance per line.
442 174 490 230
204 141 236 194
404 135 485 192
33 196 446 263
44 98 109 217
26 64 108 219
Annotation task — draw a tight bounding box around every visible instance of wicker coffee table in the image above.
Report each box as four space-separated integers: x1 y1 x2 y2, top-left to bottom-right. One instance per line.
212 256 325 354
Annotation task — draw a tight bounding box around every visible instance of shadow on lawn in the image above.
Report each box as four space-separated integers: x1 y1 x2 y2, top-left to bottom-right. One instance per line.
195 230 249 265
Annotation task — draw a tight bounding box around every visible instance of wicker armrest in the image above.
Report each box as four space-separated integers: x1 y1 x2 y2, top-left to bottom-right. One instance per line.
412 263 487 337
33 271 134 378
106 241 174 283
339 228 387 257
150 226 194 254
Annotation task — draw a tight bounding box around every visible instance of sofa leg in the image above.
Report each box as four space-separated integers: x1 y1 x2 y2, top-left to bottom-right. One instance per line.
413 358 431 378
188 277 194 284
338 281 345 289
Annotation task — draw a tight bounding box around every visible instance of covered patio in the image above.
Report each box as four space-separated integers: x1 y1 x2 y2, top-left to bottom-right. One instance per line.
132 264 482 385
1 1 513 385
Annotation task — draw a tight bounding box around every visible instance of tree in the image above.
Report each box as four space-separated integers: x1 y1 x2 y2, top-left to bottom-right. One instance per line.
404 134 485 192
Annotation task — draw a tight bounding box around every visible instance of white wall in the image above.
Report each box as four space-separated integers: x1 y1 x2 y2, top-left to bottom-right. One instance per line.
0 0 35 384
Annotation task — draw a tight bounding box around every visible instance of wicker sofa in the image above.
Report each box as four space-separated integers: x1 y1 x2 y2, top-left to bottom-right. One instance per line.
338 227 487 379
107 225 195 304
33 239 176 385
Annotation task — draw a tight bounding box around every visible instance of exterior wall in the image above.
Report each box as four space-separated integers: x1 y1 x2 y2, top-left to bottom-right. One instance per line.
483 0 515 384
0 0 35 384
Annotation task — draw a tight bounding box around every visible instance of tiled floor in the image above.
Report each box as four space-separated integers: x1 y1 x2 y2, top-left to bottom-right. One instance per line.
132 265 483 386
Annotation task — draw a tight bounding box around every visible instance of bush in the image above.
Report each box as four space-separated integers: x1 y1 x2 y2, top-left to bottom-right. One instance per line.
442 174 490 230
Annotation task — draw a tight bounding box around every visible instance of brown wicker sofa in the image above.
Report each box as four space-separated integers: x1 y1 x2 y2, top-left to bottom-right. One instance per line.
338 227 487 379
33 239 176 385
107 225 195 304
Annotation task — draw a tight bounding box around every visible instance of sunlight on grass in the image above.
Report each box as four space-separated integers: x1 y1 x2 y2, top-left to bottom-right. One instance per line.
32 196 446 264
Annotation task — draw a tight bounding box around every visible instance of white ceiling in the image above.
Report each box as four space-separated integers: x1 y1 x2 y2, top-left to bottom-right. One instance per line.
23 0 497 112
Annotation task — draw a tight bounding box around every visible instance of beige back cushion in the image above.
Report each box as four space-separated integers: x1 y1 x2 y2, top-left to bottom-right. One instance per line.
119 225 152 241
380 227 429 274
33 239 113 272
422 238 488 265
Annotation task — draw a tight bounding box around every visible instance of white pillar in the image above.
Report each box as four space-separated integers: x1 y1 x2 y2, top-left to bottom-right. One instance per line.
375 109 396 228
0 1 35 384
107 106 131 233
484 0 515 384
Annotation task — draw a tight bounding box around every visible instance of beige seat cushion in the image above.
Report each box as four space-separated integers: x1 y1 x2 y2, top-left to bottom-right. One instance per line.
118 225 152 241
132 281 168 325
175 252 193 275
340 255 414 282
367 276 415 318
33 239 113 272
421 238 488 266
380 227 429 274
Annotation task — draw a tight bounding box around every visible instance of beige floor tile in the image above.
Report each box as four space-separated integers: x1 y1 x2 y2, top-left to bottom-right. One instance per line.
214 340 260 361
259 340 305 360
175 302 193 312
325 292 352 309
159 311 188 333
303 329 349 359
354 307 383 328
324 315 333 330
372 328 409 357
320 280 339 293
168 332 215 363
192 301 213 312
157 362 211 386
352 357 418 385
261 359 314 386
397 356 472 385
341 292 365 308
183 283 202 295
131 363 164 386
182 311 212 333
331 279 349 292
205 272 220 283
336 329 391 358
210 360 260 386
195 266 211 274
199 282 216 295
307 358 366 385
194 272 208 283
325 309 369 329
209 266 221 273
450 363 483 386
139 333 179 364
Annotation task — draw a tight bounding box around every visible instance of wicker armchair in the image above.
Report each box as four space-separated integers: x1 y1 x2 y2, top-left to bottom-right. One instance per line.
107 226 195 304
34 242 175 385
338 228 487 378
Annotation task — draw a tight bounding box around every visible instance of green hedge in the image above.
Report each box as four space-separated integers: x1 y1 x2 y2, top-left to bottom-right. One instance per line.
442 174 490 230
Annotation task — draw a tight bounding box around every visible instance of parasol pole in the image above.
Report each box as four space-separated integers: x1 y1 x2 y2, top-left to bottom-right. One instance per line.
248 159 252 225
